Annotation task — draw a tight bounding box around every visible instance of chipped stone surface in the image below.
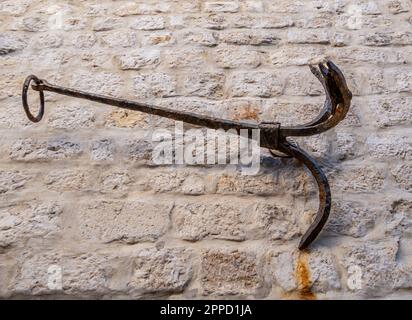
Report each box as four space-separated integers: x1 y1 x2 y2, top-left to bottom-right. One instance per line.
47 105 95 129
200 249 261 295
9 138 83 161
0 33 27 55
77 200 171 243
340 240 410 296
229 71 283 97
0 202 62 248
172 199 247 241
325 201 377 237
249 202 300 241
130 248 192 293
214 45 262 68
367 135 412 159
44 169 91 192
331 166 385 192
133 73 177 98
268 248 341 294
130 16 166 30
90 139 115 161
71 72 123 97
13 250 122 296
390 163 412 191
183 72 225 98
115 49 160 70
0 170 31 194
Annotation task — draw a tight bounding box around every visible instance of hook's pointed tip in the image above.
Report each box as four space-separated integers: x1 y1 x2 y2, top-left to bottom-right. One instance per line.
298 239 309 251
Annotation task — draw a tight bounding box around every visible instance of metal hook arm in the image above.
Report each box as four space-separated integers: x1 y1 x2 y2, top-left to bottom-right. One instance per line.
277 140 331 250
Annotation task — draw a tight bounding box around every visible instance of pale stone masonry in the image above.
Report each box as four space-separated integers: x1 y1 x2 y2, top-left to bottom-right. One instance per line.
0 0 411 299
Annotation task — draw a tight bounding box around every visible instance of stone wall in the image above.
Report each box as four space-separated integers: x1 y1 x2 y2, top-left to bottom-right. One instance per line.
0 0 411 299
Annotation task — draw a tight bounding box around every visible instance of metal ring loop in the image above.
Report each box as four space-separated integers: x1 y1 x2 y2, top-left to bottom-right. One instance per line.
22 75 44 123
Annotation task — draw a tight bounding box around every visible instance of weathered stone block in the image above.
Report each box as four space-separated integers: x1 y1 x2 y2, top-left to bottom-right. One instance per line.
134 73 177 98
213 172 278 195
213 45 261 68
92 17 122 31
262 100 322 126
228 71 283 97
386 199 412 237
32 33 63 49
44 169 91 192
98 170 133 195
385 67 412 93
47 105 95 129
77 200 172 243
13 251 123 296
287 29 330 44
204 2 240 13
366 134 412 159
100 31 137 48
233 15 293 29
141 32 175 46
130 16 166 30
200 249 261 295
268 248 340 294
390 163 412 191
90 139 115 161
10 138 83 161
284 68 323 96
130 248 192 293
0 202 62 248
172 199 247 241
71 33 97 48
334 131 357 160
387 0 410 14
0 1 29 16
248 202 299 241
339 240 409 296
325 201 377 237
0 170 31 194
295 13 333 29
0 256 15 298
331 165 385 192
182 72 225 98
367 96 412 127
105 110 148 128
0 33 27 55
270 47 324 66
219 30 280 45
17 16 48 32
332 47 406 65
147 169 205 195
124 139 154 164
181 29 218 46
163 47 206 68
71 72 124 97
114 2 171 16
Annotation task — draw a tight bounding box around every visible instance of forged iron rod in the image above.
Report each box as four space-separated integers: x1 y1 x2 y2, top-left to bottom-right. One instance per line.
21 60 352 250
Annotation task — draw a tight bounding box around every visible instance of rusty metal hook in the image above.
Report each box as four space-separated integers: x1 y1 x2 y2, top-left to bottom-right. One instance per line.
22 75 45 123
21 60 352 250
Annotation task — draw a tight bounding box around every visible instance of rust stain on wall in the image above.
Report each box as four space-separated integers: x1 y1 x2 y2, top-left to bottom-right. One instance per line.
151 34 171 44
232 105 260 121
296 250 316 300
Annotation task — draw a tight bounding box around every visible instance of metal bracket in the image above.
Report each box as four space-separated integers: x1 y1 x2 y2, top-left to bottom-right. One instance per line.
21 60 352 250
